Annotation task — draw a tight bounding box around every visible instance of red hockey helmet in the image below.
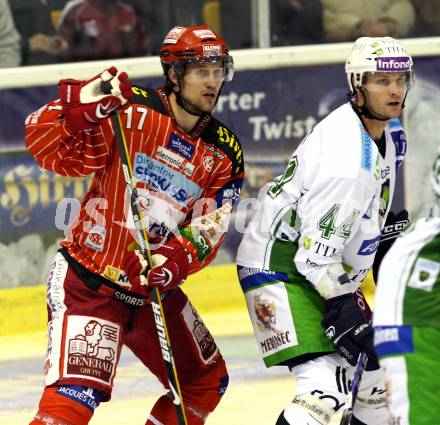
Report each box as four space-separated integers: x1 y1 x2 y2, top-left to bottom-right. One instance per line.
159 25 234 83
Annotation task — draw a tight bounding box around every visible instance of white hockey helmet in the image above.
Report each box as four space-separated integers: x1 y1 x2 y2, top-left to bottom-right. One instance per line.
345 37 414 93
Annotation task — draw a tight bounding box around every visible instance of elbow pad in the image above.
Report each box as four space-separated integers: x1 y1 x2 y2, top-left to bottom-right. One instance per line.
314 263 359 299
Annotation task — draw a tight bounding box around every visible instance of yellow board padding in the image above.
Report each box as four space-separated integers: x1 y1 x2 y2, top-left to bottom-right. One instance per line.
362 270 376 308
0 284 47 337
0 264 246 337
0 264 375 337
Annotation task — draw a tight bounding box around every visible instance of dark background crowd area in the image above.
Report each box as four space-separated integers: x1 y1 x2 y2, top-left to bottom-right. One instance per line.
1 0 440 68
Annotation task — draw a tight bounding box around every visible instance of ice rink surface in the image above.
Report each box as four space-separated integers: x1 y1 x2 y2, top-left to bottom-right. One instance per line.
0 326 293 425
0 266 356 424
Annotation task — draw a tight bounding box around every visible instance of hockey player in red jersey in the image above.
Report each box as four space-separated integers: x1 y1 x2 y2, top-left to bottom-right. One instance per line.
26 25 244 425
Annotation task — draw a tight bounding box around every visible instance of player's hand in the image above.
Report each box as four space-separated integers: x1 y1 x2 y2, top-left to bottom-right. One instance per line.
321 294 378 368
124 238 190 295
372 209 409 282
59 67 132 132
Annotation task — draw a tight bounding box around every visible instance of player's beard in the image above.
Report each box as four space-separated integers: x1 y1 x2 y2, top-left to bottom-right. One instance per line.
179 93 216 115
372 104 401 120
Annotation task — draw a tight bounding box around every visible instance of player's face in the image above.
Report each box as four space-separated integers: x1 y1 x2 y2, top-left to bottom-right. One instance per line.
180 62 225 113
361 72 409 118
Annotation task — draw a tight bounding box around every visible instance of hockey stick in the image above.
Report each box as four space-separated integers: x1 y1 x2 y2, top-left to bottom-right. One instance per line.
339 352 367 425
110 106 188 425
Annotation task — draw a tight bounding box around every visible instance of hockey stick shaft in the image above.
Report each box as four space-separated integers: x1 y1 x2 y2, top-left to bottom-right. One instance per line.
339 352 367 425
111 110 188 425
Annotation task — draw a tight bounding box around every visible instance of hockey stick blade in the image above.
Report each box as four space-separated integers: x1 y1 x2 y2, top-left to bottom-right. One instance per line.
339 352 367 425
339 403 353 425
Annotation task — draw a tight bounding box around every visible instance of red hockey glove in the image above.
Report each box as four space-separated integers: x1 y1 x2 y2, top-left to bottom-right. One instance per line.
124 250 149 295
59 66 132 132
124 239 190 294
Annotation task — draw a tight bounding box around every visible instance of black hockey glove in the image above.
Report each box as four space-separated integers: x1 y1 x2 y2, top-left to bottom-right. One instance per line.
372 209 410 283
321 294 379 369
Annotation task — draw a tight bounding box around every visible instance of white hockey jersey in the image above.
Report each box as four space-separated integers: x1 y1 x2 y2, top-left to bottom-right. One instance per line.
237 103 407 295
373 216 440 329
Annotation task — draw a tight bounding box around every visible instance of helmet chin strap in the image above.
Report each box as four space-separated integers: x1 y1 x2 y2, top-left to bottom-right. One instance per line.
174 88 204 117
355 102 389 121
352 87 389 121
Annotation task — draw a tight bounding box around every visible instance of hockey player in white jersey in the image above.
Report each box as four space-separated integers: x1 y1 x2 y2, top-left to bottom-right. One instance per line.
237 37 414 425
373 149 440 425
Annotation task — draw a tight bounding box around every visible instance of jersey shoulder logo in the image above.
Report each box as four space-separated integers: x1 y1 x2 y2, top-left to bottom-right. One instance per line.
202 118 244 176
129 86 169 116
390 129 407 169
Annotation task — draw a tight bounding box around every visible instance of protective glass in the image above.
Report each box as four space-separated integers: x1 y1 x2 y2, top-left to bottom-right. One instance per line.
174 56 234 83
361 71 413 93
185 65 227 83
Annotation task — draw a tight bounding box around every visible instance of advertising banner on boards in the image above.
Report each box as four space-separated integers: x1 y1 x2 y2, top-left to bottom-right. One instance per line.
1 57 439 285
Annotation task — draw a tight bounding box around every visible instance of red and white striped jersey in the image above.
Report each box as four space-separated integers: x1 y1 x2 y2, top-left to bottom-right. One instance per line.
25 86 244 285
